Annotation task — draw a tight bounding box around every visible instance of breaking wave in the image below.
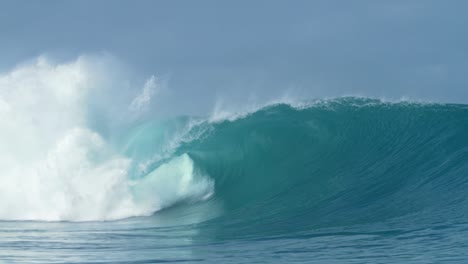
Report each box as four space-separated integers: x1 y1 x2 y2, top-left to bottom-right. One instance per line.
1 56 468 236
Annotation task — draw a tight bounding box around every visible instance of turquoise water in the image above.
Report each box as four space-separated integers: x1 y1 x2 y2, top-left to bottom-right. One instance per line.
1 97 468 263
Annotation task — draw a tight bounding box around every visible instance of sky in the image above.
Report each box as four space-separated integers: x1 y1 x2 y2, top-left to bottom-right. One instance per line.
1 0 468 115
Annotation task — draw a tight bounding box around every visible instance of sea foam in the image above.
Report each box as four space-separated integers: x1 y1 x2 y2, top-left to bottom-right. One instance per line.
0 56 213 221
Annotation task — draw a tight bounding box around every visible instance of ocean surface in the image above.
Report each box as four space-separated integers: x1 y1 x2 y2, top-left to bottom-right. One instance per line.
1 97 468 263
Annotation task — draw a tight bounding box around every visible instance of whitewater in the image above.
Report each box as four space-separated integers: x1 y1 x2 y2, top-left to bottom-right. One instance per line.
0 56 215 222
1 56 468 263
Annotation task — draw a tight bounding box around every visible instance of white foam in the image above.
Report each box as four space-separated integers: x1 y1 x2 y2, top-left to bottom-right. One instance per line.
0 56 213 221
207 93 438 124
208 94 311 123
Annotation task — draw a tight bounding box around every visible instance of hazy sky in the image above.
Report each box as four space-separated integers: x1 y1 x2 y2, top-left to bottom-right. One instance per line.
1 0 467 115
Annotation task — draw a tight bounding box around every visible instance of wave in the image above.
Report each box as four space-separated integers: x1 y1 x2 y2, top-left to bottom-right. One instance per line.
1 56 467 234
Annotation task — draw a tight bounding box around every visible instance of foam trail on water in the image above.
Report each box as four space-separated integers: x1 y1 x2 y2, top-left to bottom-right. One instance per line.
0 56 213 221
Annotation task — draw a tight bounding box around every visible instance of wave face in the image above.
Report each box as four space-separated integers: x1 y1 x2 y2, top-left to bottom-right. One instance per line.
114 97 468 234
173 98 468 238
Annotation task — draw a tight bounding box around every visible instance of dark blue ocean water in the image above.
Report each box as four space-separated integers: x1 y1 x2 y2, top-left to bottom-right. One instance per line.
1 98 468 263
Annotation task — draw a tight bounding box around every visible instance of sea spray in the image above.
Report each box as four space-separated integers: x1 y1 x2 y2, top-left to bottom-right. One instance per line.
0 56 213 221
